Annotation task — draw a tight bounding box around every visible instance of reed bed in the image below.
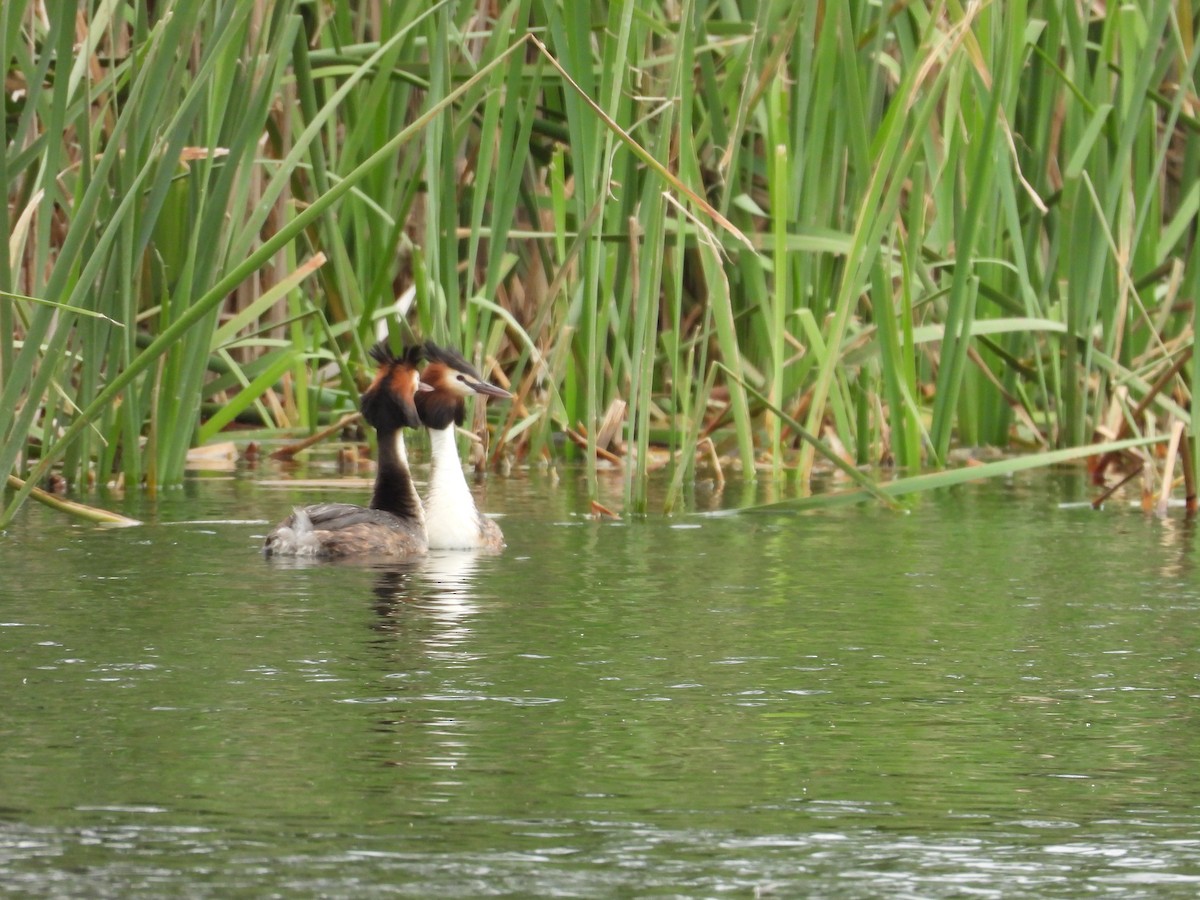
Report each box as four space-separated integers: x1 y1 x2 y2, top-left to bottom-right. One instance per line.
3 0 1198 523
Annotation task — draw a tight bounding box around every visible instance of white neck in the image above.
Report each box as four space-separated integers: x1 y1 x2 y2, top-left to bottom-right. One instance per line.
423 425 483 549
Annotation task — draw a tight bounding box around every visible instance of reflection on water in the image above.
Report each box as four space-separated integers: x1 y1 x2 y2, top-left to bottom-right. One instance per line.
1152 512 1197 581
370 551 491 649
3 471 1200 897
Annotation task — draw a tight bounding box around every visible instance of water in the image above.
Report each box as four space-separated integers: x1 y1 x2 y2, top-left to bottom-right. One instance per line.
3 467 1200 897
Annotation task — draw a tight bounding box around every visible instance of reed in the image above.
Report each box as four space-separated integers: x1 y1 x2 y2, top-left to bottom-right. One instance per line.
4 0 1198 523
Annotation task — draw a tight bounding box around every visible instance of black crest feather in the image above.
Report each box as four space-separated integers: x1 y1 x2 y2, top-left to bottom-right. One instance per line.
422 341 482 380
368 340 395 366
368 340 424 367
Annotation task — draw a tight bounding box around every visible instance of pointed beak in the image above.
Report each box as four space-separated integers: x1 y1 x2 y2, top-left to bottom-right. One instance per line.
468 379 512 400
416 381 435 393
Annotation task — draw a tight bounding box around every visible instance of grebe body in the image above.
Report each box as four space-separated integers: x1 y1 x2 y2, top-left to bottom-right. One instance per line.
417 342 510 551
263 343 429 559
264 502 426 558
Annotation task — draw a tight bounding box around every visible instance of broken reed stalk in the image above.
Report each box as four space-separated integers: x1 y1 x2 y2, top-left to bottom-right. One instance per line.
1156 420 1187 518
1091 347 1193 484
5 475 141 527
1183 431 1198 516
269 412 362 461
1091 464 1144 510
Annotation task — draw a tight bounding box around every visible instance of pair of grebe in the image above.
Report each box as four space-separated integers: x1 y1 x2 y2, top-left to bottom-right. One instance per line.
262 341 509 558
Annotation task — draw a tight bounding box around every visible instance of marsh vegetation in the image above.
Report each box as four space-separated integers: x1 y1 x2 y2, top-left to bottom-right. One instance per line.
4 1 1198 520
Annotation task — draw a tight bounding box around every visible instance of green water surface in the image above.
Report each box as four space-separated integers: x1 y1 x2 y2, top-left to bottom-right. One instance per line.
2 468 1199 897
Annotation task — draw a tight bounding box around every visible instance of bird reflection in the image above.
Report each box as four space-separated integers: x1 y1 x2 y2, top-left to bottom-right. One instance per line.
370 550 491 647
362 552 494 777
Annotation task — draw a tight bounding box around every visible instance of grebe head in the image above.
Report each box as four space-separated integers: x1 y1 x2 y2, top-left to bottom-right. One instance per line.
416 341 511 429
360 342 426 431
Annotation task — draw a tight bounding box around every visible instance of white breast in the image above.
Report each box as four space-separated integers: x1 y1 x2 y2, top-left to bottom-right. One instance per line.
423 426 486 550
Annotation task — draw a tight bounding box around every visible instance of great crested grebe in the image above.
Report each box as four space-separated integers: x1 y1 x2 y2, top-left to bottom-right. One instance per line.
416 341 511 550
263 342 430 559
